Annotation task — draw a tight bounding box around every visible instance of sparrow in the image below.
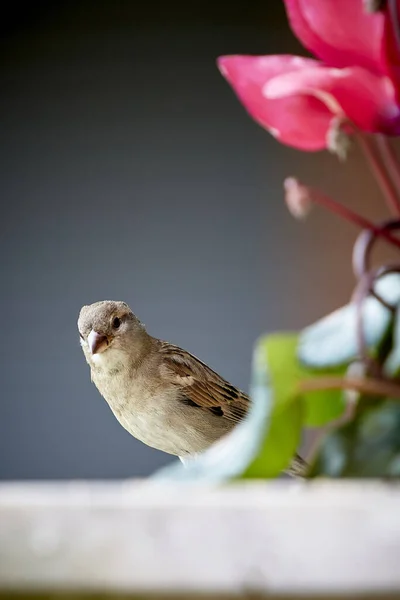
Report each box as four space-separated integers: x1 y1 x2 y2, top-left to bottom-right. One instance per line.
78 300 307 477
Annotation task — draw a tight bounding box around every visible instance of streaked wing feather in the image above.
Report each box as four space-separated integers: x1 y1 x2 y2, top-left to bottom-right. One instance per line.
159 342 308 477
158 342 250 424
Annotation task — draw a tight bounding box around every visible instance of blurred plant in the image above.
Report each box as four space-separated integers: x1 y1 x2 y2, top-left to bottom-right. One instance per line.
154 0 400 482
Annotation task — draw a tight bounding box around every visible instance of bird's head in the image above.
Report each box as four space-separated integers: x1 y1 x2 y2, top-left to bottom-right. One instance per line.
78 300 147 366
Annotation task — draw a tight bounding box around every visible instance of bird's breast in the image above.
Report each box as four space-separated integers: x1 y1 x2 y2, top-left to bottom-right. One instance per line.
90 354 232 457
91 363 192 454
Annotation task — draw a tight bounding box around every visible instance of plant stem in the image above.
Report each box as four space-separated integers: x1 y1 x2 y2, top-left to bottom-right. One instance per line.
376 135 400 196
389 0 400 53
304 185 400 251
299 375 400 399
356 132 400 216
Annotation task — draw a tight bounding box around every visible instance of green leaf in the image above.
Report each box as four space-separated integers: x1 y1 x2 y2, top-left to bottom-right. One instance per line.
309 399 400 478
304 387 345 427
299 273 400 369
384 305 400 378
257 333 345 428
241 395 303 478
239 335 305 477
243 333 347 477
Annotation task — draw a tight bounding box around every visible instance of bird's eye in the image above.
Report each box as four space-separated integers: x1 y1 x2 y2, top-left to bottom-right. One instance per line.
112 316 121 329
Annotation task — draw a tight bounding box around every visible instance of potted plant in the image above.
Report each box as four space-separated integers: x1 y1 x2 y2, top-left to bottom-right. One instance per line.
155 0 400 482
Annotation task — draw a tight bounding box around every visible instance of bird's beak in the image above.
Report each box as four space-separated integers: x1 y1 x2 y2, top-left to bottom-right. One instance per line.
87 330 109 355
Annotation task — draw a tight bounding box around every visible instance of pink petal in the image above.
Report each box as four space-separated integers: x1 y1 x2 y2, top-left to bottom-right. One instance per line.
218 55 334 151
264 65 400 135
382 1 400 95
284 0 384 74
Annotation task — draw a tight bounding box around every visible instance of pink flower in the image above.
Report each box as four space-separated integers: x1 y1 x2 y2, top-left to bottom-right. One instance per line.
285 0 400 87
218 1 400 151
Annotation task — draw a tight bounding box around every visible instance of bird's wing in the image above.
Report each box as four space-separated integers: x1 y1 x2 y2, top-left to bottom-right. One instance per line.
158 342 250 423
158 342 308 477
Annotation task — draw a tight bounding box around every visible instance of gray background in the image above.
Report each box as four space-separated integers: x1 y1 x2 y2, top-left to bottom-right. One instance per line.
0 1 391 479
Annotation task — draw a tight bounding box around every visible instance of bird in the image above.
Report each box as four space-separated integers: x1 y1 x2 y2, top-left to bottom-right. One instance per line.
78 300 307 477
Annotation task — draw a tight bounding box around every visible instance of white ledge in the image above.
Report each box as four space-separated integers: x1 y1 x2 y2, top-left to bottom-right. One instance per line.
0 481 400 597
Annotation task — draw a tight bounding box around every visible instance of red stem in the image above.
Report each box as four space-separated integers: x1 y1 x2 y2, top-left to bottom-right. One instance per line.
307 187 400 251
299 375 400 399
376 135 400 197
356 133 400 216
389 0 400 53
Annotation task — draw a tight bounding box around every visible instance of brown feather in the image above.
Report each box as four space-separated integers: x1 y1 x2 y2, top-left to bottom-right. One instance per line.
158 341 308 477
158 342 250 424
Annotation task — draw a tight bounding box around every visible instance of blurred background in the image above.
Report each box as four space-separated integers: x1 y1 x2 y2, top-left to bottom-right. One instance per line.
0 1 391 479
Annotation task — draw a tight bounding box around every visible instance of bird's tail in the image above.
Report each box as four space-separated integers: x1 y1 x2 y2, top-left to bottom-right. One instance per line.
284 453 308 478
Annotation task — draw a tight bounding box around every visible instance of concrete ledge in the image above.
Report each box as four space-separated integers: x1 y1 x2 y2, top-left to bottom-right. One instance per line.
0 481 400 598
